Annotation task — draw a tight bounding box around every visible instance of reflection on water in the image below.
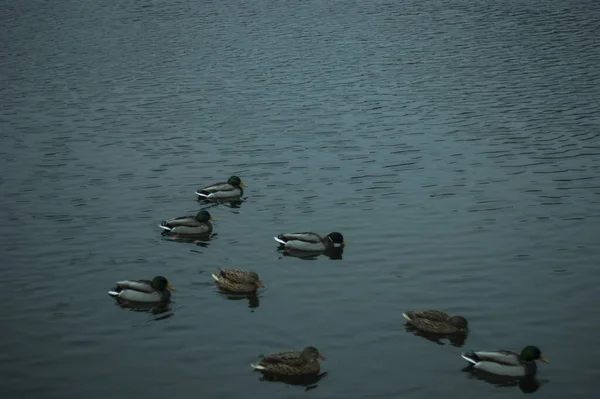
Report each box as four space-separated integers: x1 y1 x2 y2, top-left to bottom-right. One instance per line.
2 0 598 397
161 231 215 247
257 371 328 392
217 291 260 309
112 297 174 320
278 247 344 261
198 197 247 209
404 325 468 347
462 367 546 394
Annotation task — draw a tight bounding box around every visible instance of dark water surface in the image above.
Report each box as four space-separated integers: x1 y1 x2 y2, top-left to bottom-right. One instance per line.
2 0 600 397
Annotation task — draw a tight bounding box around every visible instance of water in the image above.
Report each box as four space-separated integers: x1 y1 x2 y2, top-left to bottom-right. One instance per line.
1 0 599 397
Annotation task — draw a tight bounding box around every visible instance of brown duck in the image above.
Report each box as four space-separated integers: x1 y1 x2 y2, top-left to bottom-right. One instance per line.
403 310 468 334
211 268 264 293
251 346 326 376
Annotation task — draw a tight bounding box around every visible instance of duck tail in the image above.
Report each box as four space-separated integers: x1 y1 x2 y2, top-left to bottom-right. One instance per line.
250 362 266 370
108 291 119 297
273 236 287 245
211 273 221 282
195 191 209 198
402 312 412 322
159 222 172 231
461 352 479 365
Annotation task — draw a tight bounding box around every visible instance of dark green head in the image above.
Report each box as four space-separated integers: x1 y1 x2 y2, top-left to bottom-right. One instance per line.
227 175 247 187
302 346 327 361
151 276 175 292
449 315 469 330
195 210 216 223
327 232 345 248
520 346 549 363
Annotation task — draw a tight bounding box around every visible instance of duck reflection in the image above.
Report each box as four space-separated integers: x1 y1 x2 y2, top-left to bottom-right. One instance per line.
258 371 328 391
113 298 174 320
217 291 260 309
198 197 246 209
405 325 468 347
462 367 545 394
279 247 344 260
325 247 344 260
161 231 215 247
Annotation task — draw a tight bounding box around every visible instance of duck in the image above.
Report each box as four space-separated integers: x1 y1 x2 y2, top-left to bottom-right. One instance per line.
402 310 468 334
108 276 174 303
211 268 264 294
195 175 247 200
159 210 215 235
273 232 345 252
461 346 549 377
251 346 326 376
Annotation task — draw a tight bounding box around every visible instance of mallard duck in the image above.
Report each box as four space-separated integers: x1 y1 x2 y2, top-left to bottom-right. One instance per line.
195 175 247 200
402 310 468 334
159 210 215 235
274 232 345 252
108 276 174 303
251 346 326 376
211 268 264 294
462 346 549 377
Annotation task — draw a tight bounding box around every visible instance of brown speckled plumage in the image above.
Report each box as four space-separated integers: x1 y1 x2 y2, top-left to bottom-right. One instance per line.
212 268 264 294
251 346 326 376
403 310 468 334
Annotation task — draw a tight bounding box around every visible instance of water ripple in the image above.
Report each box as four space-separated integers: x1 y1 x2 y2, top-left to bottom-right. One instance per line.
2 0 600 398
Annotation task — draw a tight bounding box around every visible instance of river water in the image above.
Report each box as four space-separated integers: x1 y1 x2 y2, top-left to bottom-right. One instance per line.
2 0 599 398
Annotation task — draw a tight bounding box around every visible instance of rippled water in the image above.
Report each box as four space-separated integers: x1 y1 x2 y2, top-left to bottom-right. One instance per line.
2 0 600 397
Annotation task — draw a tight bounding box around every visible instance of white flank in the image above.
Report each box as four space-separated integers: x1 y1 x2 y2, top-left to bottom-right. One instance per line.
461 354 478 365
250 363 266 370
273 236 287 245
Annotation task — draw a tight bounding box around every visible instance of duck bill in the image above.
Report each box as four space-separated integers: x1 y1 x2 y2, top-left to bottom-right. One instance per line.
209 216 216 221
255 280 264 288
167 284 176 291
539 355 550 364
318 354 327 361
240 182 248 187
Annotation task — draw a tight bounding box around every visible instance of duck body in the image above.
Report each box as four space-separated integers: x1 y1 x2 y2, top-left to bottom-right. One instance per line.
108 276 174 303
403 310 468 334
461 346 549 377
159 210 215 235
274 232 345 252
196 175 246 200
251 346 326 376
212 268 264 294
